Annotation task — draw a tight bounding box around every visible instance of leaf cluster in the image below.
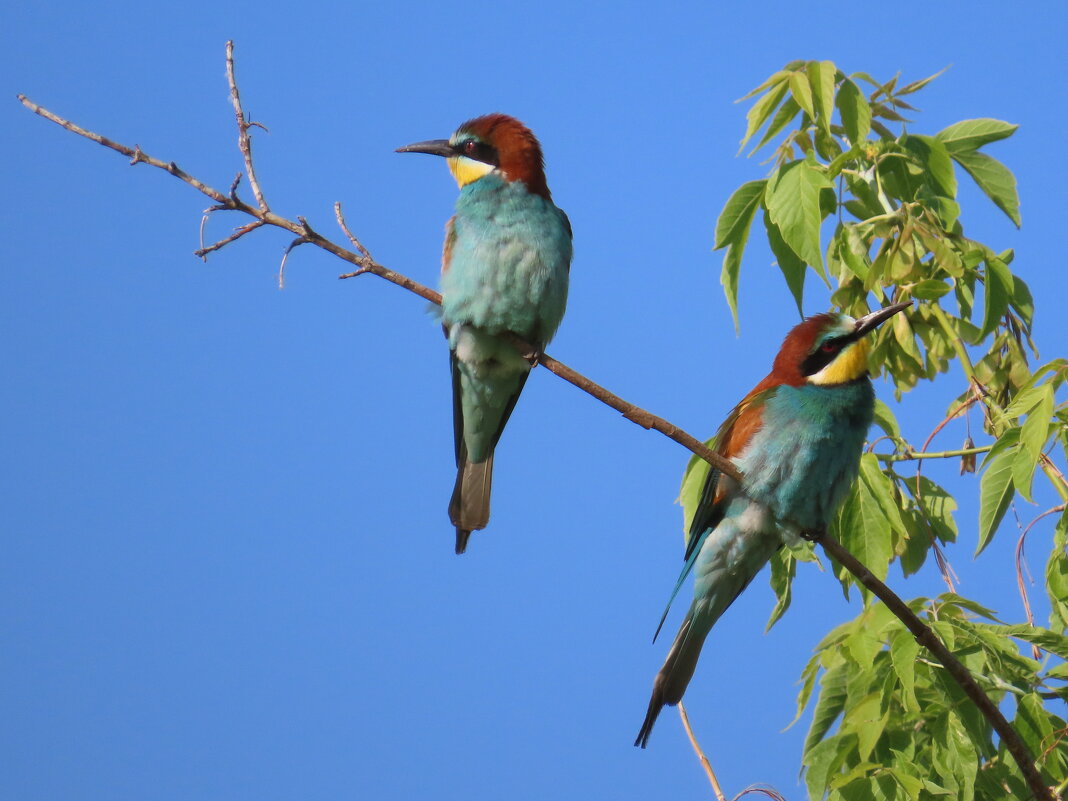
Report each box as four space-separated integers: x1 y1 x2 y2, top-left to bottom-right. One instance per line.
795 597 1068 799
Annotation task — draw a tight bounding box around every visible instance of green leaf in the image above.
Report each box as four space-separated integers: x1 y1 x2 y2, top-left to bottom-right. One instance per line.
713 180 767 250
889 627 920 712
737 69 791 101
1012 383 1054 501
898 67 948 96
765 160 833 270
715 182 765 332
740 80 789 152
835 78 871 144
1011 274 1035 328
951 149 1021 227
841 692 885 762
789 69 816 119
910 279 952 300
832 454 894 594
977 435 1016 555
807 59 836 132
936 118 1019 153
677 439 717 543
750 96 801 154
805 734 853 801
764 210 806 316
871 399 901 439
837 224 872 281
980 255 1013 339
766 547 796 631
903 134 957 198
1000 624 1068 660
804 663 848 754
1012 692 1054 757
721 242 744 333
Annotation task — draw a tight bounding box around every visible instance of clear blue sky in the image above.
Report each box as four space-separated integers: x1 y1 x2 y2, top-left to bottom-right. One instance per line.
4 2 1066 799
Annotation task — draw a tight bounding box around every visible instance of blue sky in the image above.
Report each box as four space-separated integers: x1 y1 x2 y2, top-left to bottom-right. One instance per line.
4 2 1066 799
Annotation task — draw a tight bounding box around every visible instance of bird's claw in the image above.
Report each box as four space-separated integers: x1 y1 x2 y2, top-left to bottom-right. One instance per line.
522 348 542 367
800 529 825 543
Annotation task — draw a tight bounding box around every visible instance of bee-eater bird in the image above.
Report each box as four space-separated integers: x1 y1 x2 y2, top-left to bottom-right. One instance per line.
635 301 910 748
397 114 572 554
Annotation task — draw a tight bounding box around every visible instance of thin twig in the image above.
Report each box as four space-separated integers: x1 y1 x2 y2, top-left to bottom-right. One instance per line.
678 701 727 801
17 63 1055 801
874 445 990 462
335 202 373 260
1016 505 1067 659
17 94 231 206
195 220 266 259
225 40 268 211
279 237 309 289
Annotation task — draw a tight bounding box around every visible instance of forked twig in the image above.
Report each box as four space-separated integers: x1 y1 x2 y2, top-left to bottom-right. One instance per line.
225 40 268 212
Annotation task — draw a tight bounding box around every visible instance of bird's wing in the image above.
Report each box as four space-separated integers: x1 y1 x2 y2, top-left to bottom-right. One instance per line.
441 216 456 276
652 384 774 642
450 348 531 466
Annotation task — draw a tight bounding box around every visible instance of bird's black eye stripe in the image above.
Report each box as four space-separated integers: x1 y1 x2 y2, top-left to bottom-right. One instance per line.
455 139 499 166
801 336 850 376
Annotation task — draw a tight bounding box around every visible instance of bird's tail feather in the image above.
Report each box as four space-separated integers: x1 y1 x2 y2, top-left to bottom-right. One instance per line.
635 616 708 748
450 452 494 554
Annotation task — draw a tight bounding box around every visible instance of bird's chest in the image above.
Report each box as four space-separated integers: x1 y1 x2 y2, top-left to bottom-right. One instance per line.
441 181 570 342
737 382 874 531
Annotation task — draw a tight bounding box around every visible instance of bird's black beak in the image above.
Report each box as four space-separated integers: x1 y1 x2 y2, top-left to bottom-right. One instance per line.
396 139 455 157
853 301 912 338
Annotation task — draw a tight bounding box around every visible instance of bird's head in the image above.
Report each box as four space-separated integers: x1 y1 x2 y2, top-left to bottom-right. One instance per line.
397 113 551 198
772 302 911 386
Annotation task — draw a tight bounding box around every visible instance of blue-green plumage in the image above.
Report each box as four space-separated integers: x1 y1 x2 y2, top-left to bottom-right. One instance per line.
398 114 571 553
636 304 909 747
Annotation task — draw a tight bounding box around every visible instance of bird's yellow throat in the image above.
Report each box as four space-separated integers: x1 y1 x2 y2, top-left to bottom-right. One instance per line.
809 338 871 386
447 155 495 188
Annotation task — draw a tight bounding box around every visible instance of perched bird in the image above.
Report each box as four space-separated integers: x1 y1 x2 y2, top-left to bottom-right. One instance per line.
635 301 910 747
398 114 572 554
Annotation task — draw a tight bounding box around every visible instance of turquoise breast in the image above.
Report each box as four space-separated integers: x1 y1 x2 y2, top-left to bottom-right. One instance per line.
734 380 875 531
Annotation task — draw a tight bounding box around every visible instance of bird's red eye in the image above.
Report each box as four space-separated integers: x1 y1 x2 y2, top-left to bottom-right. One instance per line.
821 342 837 353
464 140 477 155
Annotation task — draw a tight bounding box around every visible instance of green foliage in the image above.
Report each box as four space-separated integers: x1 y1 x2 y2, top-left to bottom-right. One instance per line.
699 61 1068 798
796 597 1068 800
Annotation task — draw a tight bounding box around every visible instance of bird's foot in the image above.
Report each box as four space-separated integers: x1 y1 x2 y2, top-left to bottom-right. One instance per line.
521 347 542 367
800 528 825 543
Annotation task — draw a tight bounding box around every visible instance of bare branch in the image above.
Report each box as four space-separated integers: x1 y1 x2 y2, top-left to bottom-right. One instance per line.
278 236 311 289
677 701 727 801
335 202 374 260
225 41 268 211
195 220 266 260
17 94 232 207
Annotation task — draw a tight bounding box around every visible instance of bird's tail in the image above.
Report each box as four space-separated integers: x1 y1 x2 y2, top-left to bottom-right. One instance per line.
634 615 708 748
449 452 494 554
635 517 780 747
